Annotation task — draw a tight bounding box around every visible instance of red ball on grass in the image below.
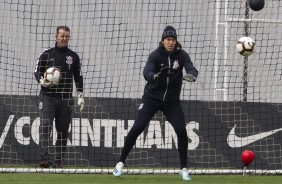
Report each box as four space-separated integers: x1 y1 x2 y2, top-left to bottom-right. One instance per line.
241 150 255 166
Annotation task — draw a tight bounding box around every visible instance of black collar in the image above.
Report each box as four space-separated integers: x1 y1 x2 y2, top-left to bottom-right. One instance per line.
55 42 68 52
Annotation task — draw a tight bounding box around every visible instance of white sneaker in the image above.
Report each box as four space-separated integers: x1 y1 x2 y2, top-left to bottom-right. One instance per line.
113 162 124 177
180 168 191 181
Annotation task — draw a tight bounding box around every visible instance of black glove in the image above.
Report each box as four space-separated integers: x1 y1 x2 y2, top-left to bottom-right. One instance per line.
154 66 170 80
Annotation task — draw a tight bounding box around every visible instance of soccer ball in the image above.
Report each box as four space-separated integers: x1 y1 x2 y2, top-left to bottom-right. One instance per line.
44 67 61 84
236 36 256 56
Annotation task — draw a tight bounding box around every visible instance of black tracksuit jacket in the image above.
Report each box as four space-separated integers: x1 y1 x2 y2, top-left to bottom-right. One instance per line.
143 42 198 102
34 43 83 98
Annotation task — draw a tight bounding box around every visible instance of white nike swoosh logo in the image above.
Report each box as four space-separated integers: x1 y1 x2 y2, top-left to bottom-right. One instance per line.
227 124 282 148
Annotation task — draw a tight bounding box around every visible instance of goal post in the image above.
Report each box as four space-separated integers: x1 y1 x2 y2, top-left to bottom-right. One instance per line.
1 0 282 174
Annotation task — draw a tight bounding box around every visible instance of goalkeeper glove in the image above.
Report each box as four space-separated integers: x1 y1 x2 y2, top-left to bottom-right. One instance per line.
154 66 170 80
77 92 85 112
40 76 55 88
183 74 196 82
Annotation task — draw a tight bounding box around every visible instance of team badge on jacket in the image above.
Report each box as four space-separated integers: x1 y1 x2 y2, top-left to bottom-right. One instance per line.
138 103 144 110
173 60 179 69
39 102 43 110
66 56 73 69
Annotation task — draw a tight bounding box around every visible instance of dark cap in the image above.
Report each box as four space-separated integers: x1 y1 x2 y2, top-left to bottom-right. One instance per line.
162 26 177 41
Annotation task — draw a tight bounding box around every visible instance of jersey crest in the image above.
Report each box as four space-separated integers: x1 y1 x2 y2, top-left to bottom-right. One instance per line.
66 56 73 69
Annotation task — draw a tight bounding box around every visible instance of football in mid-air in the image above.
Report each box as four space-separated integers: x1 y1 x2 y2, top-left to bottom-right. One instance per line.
249 0 265 11
236 36 256 56
44 67 61 84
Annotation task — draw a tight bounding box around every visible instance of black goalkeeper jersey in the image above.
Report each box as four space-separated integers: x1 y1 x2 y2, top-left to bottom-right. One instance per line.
142 42 198 102
34 43 83 98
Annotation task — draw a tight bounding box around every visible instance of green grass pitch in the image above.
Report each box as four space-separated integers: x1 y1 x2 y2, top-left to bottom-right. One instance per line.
1 173 282 184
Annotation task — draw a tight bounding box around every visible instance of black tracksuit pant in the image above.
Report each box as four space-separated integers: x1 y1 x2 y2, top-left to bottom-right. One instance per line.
119 98 188 169
39 93 73 162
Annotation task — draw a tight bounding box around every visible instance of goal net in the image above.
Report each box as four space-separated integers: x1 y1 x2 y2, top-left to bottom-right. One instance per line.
1 0 282 174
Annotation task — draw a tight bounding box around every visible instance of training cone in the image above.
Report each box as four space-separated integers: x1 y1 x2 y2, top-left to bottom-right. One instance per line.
241 150 255 166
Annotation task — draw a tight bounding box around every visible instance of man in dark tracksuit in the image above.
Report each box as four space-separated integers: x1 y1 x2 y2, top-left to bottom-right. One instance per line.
34 26 84 168
113 26 198 181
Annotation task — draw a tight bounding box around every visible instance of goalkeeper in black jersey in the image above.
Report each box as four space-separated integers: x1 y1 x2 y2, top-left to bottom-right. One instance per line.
34 26 84 168
113 26 198 181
